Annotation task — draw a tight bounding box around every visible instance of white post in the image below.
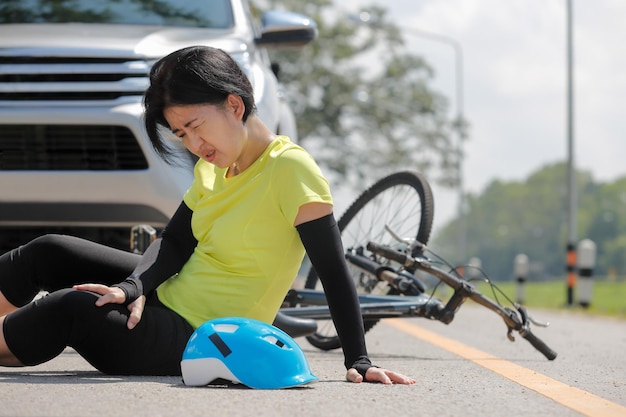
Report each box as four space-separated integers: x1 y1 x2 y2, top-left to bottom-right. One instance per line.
577 239 596 308
468 256 482 279
514 254 530 304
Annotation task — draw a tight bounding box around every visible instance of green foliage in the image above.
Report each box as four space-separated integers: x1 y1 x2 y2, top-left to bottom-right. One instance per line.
433 162 626 280
475 279 626 320
254 0 460 187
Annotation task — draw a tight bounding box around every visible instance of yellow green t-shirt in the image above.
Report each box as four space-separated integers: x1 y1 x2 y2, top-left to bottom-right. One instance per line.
156 136 333 328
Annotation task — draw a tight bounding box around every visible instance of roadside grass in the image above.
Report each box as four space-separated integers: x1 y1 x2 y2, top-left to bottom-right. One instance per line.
473 278 626 320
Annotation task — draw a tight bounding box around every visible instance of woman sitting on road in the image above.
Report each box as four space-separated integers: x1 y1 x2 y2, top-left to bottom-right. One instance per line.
0 45 415 385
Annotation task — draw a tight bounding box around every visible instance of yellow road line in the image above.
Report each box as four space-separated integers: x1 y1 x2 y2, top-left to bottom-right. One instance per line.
387 319 626 417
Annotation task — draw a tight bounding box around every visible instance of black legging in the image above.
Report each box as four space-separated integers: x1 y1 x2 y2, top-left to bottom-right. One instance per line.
0 234 194 375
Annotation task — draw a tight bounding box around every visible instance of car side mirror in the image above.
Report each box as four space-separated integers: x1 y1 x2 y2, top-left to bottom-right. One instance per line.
255 11 318 47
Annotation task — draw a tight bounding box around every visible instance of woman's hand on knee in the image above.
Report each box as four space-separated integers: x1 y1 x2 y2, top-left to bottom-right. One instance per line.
73 283 126 306
73 284 145 330
126 295 145 330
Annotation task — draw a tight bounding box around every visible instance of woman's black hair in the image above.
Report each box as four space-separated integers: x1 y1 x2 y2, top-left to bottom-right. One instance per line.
143 45 256 163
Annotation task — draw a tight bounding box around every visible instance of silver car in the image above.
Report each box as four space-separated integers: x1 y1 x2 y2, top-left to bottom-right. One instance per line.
0 0 316 252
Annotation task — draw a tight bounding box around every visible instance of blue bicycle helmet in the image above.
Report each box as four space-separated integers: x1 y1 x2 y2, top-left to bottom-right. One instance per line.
181 317 318 389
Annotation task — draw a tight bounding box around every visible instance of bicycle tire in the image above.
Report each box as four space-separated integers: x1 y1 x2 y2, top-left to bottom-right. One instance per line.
304 171 435 350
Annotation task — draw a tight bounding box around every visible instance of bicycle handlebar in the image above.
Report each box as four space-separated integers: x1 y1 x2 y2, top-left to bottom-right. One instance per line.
520 328 557 360
517 305 558 360
366 242 557 360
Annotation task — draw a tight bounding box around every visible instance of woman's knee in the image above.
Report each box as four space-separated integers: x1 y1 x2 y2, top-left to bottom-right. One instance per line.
27 288 98 320
54 288 118 318
0 235 75 304
7 234 75 274
1 288 96 366
26 234 81 258
0 236 66 308
30 288 128 346
26 288 120 325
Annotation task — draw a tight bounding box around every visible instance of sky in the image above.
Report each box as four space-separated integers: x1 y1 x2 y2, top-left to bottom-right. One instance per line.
338 0 626 230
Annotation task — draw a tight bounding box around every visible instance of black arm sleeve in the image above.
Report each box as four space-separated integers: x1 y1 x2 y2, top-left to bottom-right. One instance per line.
296 214 373 375
113 201 197 303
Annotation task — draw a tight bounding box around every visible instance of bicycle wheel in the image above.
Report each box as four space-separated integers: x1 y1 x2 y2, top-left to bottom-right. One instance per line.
304 171 434 350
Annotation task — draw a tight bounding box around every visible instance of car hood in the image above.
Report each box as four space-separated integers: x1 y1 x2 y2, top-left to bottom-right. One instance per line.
0 23 249 58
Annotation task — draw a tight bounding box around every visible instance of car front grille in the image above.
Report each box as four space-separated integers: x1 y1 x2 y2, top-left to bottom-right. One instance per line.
0 124 148 170
0 56 149 101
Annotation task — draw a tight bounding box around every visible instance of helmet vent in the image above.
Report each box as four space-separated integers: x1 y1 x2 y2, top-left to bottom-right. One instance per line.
213 324 239 333
264 335 286 348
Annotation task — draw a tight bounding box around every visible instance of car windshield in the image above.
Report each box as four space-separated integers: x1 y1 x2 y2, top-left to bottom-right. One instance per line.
0 0 234 28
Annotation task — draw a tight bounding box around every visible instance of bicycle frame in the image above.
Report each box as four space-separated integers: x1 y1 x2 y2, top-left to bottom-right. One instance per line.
280 241 557 360
281 289 445 320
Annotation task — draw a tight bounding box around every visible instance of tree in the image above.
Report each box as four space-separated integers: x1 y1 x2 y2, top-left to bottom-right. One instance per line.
432 161 626 280
254 0 460 187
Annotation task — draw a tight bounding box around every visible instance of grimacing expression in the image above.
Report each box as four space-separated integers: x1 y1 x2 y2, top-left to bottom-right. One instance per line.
164 97 246 169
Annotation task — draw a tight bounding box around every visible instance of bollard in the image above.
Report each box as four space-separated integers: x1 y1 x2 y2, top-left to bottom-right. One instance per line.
566 243 577 306
468 257 482 279
577 239 596 308
514 254 529 304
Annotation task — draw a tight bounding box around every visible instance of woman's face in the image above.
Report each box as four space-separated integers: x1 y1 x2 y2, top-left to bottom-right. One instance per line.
164 97 245 169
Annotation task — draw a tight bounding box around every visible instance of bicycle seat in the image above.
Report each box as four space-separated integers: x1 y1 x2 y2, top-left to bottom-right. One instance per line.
272 312 317 338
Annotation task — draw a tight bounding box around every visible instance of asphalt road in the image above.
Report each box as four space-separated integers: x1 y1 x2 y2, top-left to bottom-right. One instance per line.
1 304 624 417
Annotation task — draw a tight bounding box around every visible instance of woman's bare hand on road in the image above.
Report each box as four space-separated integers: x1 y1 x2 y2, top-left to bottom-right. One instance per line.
346 367 416 385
